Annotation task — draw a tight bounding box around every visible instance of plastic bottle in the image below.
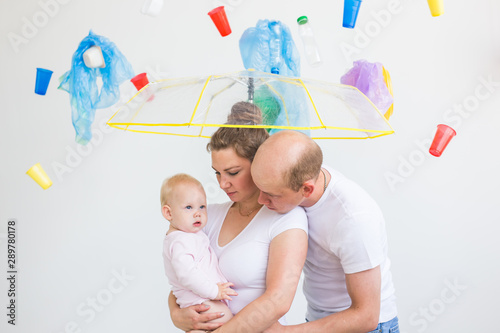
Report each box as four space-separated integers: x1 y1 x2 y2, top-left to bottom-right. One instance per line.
269 21 282 74
297 16 322 67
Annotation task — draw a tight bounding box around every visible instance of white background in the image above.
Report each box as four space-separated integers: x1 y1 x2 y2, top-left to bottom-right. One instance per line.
1 0 499 332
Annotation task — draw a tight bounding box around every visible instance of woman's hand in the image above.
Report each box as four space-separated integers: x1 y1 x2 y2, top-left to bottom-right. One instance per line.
171 303 225 331
169 292 225 331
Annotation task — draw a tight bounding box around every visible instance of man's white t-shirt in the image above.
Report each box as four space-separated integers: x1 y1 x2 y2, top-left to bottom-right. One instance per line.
303 166 397 323
205 202 308 321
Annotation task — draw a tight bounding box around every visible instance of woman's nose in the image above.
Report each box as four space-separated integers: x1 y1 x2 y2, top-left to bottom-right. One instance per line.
219 175 230 189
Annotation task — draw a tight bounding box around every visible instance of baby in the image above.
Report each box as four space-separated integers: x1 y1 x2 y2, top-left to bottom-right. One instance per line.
161 173 235 332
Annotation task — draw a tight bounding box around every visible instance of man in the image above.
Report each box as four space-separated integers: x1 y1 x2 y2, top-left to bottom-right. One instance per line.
251 130 398 333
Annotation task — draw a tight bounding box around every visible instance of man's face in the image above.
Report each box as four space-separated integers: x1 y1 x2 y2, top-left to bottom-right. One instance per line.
251 164 305 214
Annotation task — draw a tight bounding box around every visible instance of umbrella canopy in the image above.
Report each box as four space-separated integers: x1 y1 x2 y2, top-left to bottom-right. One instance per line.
107 69 394 139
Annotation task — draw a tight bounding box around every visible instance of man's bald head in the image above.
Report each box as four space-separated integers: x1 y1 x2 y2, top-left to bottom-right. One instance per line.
253 130 323 191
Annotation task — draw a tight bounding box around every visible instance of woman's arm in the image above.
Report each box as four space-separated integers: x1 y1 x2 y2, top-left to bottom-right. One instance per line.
168 291 226 332
213 228 308 332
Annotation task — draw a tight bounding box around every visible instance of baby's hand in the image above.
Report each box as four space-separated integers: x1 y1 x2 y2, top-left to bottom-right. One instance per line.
215 282 238 301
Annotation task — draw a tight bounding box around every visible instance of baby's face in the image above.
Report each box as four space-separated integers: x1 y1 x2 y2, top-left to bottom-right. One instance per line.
169 182 208 233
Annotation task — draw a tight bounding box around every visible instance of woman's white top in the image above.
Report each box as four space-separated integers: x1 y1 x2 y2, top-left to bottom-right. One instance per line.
205 202 308 321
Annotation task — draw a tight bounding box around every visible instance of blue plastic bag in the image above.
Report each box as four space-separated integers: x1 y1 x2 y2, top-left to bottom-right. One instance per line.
59 31 134 145
239 19 300 77
240 20 309 135
268 80 310 136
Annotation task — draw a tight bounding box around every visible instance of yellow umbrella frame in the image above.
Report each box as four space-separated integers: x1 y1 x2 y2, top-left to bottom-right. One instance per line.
107 69 395 139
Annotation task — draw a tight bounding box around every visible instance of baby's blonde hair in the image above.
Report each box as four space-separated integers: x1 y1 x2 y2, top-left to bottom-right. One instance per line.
160 173 204 207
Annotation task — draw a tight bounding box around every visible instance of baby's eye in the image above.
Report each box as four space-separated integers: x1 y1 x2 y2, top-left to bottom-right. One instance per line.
200 205 206 209
186 205 192 209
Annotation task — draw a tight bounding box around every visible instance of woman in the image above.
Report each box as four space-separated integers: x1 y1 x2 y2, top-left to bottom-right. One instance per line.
168 102 308 332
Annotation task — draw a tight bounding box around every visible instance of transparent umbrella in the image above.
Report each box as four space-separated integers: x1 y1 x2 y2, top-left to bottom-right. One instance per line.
107 69 394 139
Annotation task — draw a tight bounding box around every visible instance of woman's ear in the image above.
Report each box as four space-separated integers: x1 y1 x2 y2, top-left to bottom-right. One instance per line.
162 205 173 221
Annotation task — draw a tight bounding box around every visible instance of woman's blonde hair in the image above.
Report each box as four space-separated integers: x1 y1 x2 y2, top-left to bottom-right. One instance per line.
207 101 269 161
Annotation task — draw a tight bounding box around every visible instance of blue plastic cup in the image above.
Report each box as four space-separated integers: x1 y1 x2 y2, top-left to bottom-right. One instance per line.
35 68 53 95
343 0 362 29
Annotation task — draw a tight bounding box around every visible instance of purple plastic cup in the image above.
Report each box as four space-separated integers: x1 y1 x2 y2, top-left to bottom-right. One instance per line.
35 68 53 95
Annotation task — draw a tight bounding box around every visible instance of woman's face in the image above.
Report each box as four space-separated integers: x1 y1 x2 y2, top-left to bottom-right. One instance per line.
211 148 260 202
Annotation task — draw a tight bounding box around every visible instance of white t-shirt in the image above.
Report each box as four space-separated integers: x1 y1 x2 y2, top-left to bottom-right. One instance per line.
303 166 397 323
163 231 228 308
205 202 308 320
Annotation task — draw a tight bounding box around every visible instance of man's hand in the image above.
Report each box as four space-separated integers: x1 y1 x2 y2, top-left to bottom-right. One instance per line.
215 282 238 301
171 303 225 332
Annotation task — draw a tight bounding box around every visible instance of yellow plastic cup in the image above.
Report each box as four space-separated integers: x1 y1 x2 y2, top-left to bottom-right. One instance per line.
26 163 53 190
427 0 444 17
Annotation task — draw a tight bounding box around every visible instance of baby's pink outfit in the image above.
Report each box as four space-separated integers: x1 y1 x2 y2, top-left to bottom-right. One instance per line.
163 230 228 308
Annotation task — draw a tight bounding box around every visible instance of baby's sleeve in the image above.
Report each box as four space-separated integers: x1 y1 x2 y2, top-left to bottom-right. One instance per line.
169 235 219 300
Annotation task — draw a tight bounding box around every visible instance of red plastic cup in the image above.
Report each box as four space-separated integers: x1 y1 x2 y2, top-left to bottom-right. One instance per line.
131 73 149 91
429 124 456 157
208 6 231 37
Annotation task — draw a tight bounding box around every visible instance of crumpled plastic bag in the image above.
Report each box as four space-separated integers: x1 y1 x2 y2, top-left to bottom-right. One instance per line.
240 20 309 135
59 31 134 145
340 60 393 116
267 81 310 136
239 19 300 77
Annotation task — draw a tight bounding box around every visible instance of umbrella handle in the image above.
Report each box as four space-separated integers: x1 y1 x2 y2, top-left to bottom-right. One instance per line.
247 77 254 102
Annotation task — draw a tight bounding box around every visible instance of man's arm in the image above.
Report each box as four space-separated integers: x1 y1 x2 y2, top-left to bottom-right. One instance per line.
168 291 226 331
213 228 308 332
266 266 381 333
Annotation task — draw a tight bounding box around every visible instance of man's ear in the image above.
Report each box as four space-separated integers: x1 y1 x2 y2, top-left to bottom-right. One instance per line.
301 180 315 198
162 205 173 220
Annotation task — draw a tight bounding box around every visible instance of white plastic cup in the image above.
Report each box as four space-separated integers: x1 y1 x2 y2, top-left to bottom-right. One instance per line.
83 46 105 68
141 0 164 17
